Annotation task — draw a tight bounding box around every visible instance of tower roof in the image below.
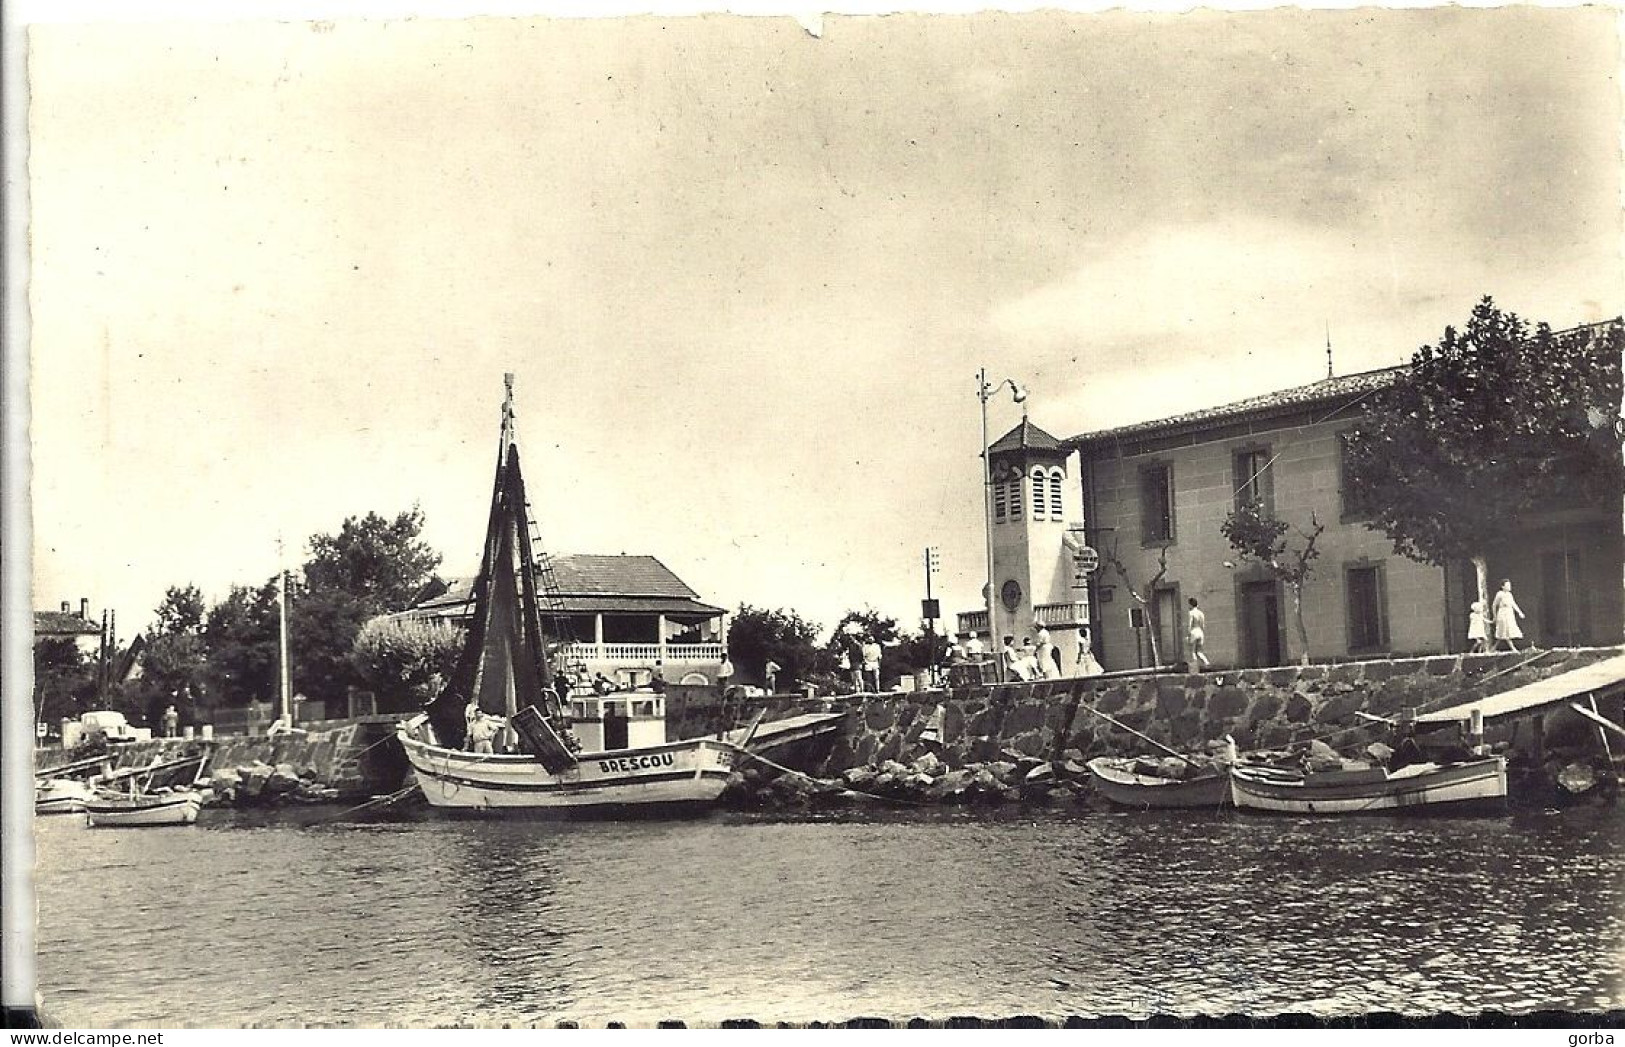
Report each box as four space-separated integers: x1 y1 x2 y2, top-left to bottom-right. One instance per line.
988 418 1064 455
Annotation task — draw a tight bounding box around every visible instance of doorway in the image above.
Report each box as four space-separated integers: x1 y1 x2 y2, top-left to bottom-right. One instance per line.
1239 580 1283 667
603 701 629 750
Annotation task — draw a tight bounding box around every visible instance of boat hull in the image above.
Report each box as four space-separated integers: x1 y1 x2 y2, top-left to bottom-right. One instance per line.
1086 758 1231 809
398 715 739 813
85 790 203 827
1229 757 1508 815
36 779 91 815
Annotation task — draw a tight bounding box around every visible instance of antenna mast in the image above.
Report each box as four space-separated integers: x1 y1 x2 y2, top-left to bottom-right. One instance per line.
1326 322 1334 379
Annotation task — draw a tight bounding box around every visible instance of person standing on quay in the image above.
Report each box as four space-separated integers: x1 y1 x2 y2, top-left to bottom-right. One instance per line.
1187 598 1212 670
1467 599 1490 654
718 653 735 698
764 659 780 694
861 639 882 692
1492 579 1527 651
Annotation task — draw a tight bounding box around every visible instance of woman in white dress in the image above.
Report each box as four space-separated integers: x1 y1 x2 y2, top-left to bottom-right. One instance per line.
1491 579 1526 651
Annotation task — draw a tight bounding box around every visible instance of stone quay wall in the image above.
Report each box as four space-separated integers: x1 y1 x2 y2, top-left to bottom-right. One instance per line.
37 716 407 797
671 647 1622 777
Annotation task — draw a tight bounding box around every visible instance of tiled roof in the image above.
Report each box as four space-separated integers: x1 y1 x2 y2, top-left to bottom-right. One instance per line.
406 554 718 616
35 611 100 636
989 418 1064 454
548 554 701 599
408 594 724 621
1068 366 1402 447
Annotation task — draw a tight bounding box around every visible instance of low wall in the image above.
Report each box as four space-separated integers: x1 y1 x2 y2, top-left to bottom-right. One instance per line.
37 716 409 797
668 647 1623 777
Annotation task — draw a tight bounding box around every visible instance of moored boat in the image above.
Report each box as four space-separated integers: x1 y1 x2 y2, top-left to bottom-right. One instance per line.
83 750 211 828
1228 756 1508 815
1086 757 1231 810
35 778 93 815
396 376 744 815
85 788 204 827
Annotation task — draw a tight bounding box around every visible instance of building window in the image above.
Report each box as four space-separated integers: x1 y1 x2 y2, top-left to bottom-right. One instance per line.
1233 446 1274 511
1048 469 1064 519
1031 467 1049 520
1346 563 1388 654
994 479 1008 522
1339 433 1374 521
1007 476 1023 520
1139 462 1174 544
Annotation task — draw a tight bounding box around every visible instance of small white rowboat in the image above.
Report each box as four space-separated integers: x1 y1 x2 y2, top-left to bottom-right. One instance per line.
85 788 204 827
1229 756 1507 815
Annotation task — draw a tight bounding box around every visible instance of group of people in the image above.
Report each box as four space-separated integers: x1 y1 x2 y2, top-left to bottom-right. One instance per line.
836 640 884 693
1467 579 1529 653
945 623 1105 681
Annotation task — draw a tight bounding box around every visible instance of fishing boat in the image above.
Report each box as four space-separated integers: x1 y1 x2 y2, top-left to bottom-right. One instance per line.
34 752 110 815
84 752 210 828
396 376 742 814
1228 755 1508 816
35 778 93 815
1085 757 1231 810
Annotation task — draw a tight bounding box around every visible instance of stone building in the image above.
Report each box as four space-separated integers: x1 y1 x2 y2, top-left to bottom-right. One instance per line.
959 322 1622 673
1068 357 1622 671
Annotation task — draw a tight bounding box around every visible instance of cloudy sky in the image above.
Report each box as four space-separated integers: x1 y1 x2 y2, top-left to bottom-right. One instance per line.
25 5 1623 641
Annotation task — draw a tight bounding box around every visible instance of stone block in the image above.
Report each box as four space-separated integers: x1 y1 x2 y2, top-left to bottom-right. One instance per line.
1265 667 1299 687
1208 686 1249 720
1005 731 1048 758
1316 690 1368 724
1427 656 1462 676
1003 701 1047 736
1155 684 1187 713
1362 660 1401 682
876 734 903 765
864 702 895 733
1324 663 1361 686
1248 693 1283 722
1239 670 1265 686
1284 693 1312 723
941 703 966 742
1098 688 1131 715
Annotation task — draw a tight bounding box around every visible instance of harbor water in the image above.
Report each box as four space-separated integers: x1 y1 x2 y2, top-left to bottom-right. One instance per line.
31 805 1625 1026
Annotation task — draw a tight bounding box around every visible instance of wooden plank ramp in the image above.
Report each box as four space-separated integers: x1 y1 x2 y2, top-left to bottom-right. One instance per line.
1416 653 1625 726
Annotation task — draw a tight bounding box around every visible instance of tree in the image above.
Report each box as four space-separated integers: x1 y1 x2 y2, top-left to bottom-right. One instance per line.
727 604 823 689
130 584 210 726
303 507 443 613
1104 540 1170 666
33 638 96 726
351 617 463 713
153 584 206 636
1345 298 1623 606
204 581 281 708
1221 500 1326 665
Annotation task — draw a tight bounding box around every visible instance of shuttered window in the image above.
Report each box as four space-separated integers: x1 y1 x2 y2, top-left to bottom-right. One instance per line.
1346 564 1388 653
1140 463 1174 543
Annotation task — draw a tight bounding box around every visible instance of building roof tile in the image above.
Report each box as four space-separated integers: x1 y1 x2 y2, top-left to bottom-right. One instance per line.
989 417 1064 455
34 611 100 636
1067 366 1402 448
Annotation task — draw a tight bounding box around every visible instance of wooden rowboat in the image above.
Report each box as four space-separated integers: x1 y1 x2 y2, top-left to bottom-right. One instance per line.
1229 756 1507 816
1086 757 1231 810
35 778 93 815
85 787 204 827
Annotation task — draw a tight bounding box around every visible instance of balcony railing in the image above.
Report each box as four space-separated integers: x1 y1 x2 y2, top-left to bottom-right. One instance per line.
563 642 723 664
957 611 989 635
1034 602 1089 627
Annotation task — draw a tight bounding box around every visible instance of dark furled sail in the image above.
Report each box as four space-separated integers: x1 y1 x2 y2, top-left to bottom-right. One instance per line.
425 378 561 750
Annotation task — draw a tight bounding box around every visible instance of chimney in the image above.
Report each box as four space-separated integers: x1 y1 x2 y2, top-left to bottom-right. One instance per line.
80 597 89 620
60 600 69 614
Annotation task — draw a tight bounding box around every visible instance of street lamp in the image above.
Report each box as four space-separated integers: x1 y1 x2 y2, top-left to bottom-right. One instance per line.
978 369 1027 682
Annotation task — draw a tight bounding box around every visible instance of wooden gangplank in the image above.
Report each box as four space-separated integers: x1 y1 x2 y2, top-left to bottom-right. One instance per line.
1416 653 1625 727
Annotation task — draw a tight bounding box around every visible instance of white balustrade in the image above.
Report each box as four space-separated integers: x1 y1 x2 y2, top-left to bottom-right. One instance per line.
563 642 723 664
1033 602 1089 627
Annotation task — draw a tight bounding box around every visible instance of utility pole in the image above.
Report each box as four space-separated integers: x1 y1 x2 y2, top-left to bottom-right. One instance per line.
277 536 293 730
923 546 941 684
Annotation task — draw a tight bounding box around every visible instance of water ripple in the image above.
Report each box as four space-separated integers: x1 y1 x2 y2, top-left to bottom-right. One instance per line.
30 805 1625 1026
